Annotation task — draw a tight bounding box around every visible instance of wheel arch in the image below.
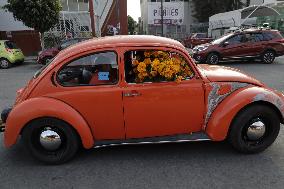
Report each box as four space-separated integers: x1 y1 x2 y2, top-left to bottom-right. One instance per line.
205 86 284 141
4 97 94 149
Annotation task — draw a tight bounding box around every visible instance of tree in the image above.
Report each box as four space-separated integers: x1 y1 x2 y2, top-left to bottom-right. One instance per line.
128 15 137 35
193 0 245 22
4 0 61 47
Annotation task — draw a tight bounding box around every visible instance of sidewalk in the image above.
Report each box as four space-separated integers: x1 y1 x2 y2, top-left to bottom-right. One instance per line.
25 56 37 63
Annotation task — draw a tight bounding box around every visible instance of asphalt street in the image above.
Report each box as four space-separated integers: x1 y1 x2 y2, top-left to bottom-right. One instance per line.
0 58 284 189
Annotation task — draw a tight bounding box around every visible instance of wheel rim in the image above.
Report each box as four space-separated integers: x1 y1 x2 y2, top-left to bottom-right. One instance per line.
39 127 62 151
210 55 219 64
0 59 9 68
242 118 267 146
263 52 274 63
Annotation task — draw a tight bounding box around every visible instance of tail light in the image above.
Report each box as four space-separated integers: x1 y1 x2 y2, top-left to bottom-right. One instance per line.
6 48 13 53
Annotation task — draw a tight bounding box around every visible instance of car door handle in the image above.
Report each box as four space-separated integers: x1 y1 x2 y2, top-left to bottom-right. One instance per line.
124 91 141 97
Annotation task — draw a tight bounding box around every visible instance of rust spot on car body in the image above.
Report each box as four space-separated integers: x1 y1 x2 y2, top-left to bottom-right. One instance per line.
205 82 249 128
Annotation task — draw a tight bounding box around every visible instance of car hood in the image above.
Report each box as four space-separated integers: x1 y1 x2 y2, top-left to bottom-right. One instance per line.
197 64 264 86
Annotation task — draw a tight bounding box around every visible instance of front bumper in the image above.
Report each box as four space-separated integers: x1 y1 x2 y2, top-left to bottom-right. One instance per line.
0 108 12 133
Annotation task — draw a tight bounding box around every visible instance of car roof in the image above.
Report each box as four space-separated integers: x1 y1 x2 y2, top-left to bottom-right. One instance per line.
59 35 185 57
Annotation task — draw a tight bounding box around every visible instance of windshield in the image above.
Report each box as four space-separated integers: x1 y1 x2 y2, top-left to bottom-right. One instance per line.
5 41 18 49
211 33 234 45
33 58 55 79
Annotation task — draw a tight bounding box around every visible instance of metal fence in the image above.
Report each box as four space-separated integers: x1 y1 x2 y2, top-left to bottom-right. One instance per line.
43 11 92 48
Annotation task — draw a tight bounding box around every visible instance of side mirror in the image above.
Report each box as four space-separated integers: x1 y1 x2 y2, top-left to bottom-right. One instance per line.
222 41 229 47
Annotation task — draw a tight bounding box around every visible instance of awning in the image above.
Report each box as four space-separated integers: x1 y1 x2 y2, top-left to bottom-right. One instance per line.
241 5 280 19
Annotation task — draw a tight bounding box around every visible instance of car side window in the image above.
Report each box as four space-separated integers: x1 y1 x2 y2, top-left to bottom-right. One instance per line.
226 34 246 45
57 51 118 86
124 50 195 83
248 33 264 42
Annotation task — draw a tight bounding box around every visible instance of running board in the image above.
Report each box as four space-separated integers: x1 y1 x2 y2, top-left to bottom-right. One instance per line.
94 132 210 148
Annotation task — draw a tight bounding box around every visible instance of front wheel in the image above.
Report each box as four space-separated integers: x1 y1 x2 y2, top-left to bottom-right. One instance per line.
206 53 220 65
22 118 80 164
228 104 280 154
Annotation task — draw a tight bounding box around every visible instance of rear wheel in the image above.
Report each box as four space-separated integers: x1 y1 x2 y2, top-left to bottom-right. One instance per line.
206 53 220 65
228 104 280 153
22 118 80 164
0 58 11 69
262 50 275 64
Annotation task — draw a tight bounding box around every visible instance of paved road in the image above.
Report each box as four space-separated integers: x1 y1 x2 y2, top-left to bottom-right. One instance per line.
0 59 284 189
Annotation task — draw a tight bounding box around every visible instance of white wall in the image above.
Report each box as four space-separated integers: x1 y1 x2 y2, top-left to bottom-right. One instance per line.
0 0 33 31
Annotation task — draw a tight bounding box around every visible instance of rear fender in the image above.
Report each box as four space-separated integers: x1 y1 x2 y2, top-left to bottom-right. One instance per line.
205 86 284 141
4 97 94 149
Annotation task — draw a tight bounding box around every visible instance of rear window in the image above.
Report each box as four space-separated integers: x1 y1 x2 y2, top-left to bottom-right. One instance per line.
262 31 283 41
196 33 207 38
4 41 18 49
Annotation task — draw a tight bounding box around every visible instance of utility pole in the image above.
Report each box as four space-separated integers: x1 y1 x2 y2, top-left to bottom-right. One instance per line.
161 0 164 37
89 0 96 37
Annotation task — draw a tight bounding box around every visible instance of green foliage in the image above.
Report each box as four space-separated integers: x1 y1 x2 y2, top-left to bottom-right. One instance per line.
4 0 62 33
128 15 137 35
193 0 245 22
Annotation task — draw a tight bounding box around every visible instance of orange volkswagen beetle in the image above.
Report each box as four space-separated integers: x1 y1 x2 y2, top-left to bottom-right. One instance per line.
1 36 284 164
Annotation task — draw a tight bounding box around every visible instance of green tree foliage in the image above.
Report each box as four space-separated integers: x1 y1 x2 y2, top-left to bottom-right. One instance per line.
193 0 245 22
128 15 137 35
3 0 61 34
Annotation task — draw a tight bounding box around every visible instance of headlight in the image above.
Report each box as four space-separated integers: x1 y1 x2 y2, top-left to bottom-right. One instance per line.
197 46 208 51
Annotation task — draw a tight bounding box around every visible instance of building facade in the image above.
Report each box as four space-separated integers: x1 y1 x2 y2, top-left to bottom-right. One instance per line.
140 0 197 41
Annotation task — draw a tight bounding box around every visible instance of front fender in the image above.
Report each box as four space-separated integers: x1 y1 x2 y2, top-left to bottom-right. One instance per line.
206 86 284 141
4 97 94 149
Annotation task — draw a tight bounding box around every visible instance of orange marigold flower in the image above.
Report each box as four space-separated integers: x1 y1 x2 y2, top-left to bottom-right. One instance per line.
137 62 147 73
144 51 151 57
132 59 139 66
176 76 183 83
144 58 151 65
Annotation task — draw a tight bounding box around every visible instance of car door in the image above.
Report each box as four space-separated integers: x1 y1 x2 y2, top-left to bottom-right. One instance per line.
53 50 125 140
221 34 248 58
245 33 266 57
121 48 205 139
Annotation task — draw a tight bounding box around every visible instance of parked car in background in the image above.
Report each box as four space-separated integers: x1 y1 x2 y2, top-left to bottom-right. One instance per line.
191 29 284 64
184 33 213 48
1 35 283 164
37 38 91 65
0 40 25 69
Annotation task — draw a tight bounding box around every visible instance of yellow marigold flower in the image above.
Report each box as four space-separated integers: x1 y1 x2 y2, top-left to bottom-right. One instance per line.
132 59 139 66
153 51 159 57
173 65 181 73
176 76 183 83
144 58 151 65
137 62 146 73
144 51 151 58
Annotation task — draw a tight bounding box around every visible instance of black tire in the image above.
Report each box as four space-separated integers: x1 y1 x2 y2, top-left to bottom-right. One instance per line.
0 58 12 69
22 118 80 164
206 53 220 65
228 104 280 154
262 50 275 64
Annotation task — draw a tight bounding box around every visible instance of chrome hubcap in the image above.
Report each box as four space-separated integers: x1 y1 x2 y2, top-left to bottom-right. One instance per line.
0 60 9 68
39 127 62 151
246 119 266 140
